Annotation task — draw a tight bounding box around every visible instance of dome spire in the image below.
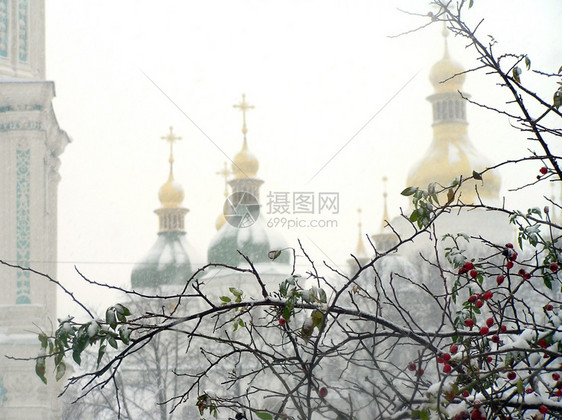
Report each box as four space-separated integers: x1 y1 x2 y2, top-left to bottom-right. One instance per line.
158 126 185 210
355 208 368 258
380 176 390 232
232 93 259 179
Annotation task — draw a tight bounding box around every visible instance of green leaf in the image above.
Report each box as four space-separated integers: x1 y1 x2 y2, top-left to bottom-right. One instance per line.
219 296 231 303
512 66 522 83
268 250 282 260
472 170 482 181
229 287 243 298
409 209 419 223
554 87 562 110
401 186 418 196
311 310 324 330
516 378 524 394
35 357 47 384
38 333 48 348
106 307 117 330
469 0 474 8
55 361 66 381
108 335 118 349
256 412 273 420
446 188 455 205
72 347 82 365
119 326 131 345
97 344 106 368
115 303 131 317
543 275 553 290
524 55 531 70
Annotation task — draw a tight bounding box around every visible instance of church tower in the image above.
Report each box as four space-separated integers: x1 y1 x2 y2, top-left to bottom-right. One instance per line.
406 27 501 204
130 127 200 290
207 94 291 269
0 1 70 418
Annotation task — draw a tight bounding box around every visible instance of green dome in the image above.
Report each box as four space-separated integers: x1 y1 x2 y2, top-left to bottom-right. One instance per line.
131 231 199 289
208 217 291 267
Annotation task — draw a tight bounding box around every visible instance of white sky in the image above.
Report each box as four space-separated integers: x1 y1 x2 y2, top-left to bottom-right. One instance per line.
45 1 562 316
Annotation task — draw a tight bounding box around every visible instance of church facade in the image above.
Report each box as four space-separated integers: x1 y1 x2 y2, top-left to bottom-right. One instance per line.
0 1 70 418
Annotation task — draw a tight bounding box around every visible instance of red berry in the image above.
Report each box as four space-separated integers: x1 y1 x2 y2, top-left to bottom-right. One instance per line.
510 252 518 261
464 262 475 270
468 294 478 303
555 389 562 397
480 326 489 335
539 339 548 348
518 268 526 276
553 373 560 381
318 387 328 398
407 362 416 372
506 261 514 270
496 275 505 285
443 363 452 373
506 243 514 249
483 291 493 300
462 390 470 398
540 167 548 175
486 356 493 363
450 344 459 354
476 300 484 308
491 334 499 343
539 405 548 414
486 317 494 327
469 269 478 278
524 272 531 280
279 317 286 325
525 387 533 394
500 325 507 333
443 353 451 362
546 304 554 311
416 368 424 376
507 371 516 380
437 356 445 364
550 262 559 272
465 318 474 328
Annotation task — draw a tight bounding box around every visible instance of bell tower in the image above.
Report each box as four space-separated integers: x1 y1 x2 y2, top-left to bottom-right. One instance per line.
0 1 69 418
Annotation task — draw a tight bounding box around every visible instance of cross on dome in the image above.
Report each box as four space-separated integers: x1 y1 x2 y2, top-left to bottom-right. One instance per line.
233 93 254 138
161 126 182 166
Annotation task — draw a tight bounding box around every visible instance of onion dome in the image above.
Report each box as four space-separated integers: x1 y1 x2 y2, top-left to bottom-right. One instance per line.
207 94 290 269
429 26 465 93
159 172 184 208
131 127 201 289
232 138 259 179
406 28 501 204
208 216 290 267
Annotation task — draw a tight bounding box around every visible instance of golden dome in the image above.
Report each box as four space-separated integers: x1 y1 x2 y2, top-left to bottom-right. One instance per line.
158 171 185 208
406 131 501 203
232 138 259 178
429 28 465 93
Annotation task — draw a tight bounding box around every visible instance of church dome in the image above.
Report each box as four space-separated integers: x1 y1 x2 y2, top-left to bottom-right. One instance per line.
232 139 259 179
158 174 185 208
207 215 290 267
429 28 465 93
131 231 199 289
